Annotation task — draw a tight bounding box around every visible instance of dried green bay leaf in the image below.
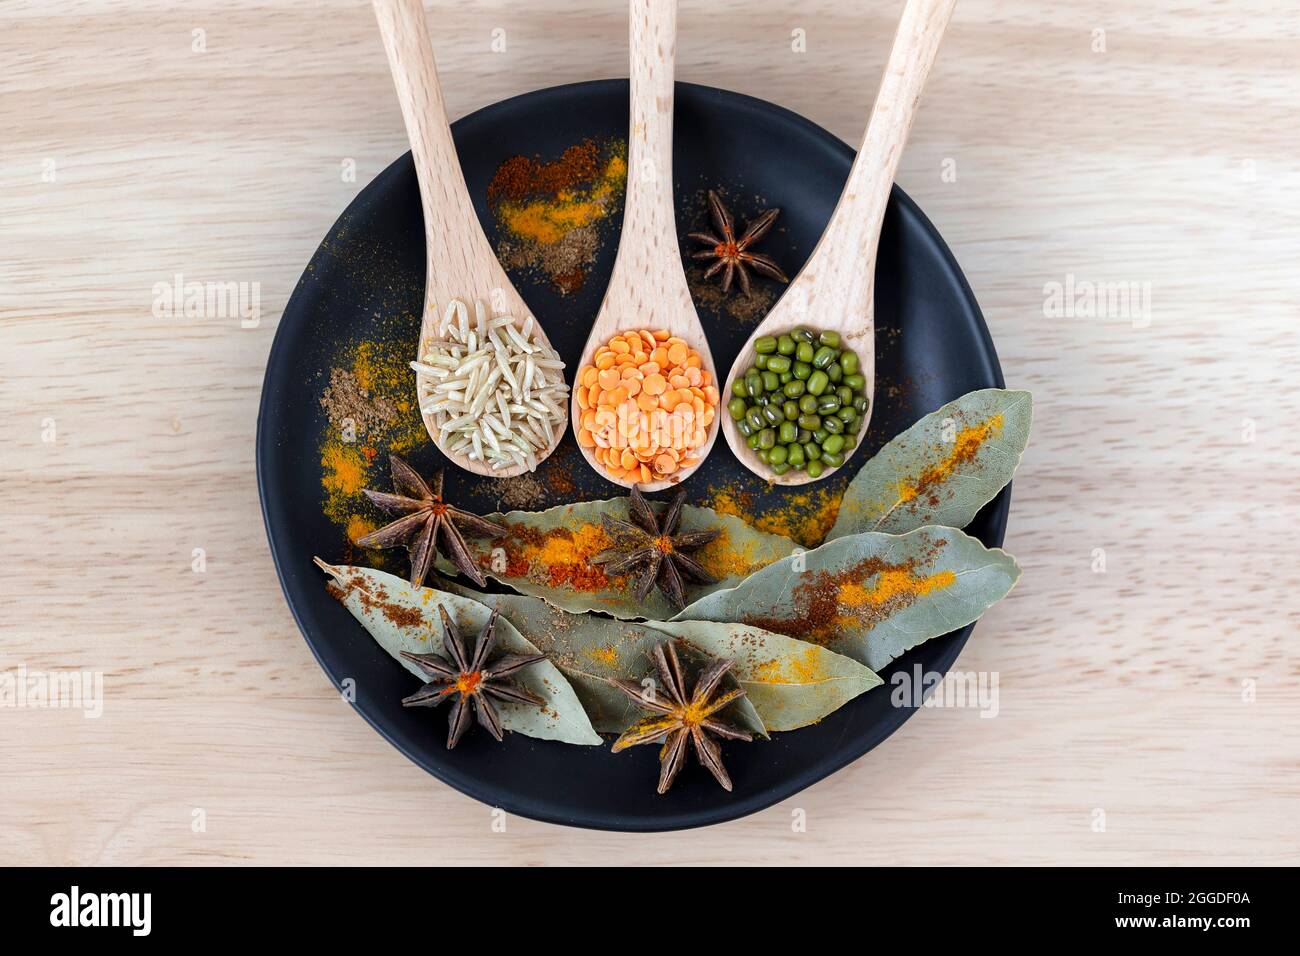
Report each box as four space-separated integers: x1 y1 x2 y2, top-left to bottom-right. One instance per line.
439 498 797 620
829 389 1032 539
316 560 601 746
650 621 882 733
673 527 1021 672
443 584 878 734
436 584 764 736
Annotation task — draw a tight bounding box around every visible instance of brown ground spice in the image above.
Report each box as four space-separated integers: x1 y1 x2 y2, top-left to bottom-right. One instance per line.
687 264 779 327
899 414 1005 507
488 141 602 204
484 522 614 593
488 139 626 295
742 537 953 645
320 366 396 439
499 224 600 294
494 474 549 512
328 574 424 628
317 336 429 572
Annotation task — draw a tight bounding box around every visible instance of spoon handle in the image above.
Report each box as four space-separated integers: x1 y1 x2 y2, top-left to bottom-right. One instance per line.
373 0 501 309
612 0 689 301
803 0 956 300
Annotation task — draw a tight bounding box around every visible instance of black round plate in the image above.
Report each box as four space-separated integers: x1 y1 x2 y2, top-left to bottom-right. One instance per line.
257 80 1006 831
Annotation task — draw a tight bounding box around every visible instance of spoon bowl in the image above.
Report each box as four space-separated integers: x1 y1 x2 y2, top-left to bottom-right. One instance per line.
721 319 875 486
722 0 956 485
571 0 720 492
374 0 566 478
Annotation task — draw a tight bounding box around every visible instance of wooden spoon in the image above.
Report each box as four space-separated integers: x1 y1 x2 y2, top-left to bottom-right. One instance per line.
373 0 565 478
571 0 720 492
721 0 956 486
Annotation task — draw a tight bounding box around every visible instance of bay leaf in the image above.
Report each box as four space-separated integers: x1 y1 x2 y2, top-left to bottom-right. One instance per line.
436 585 764 737
315 559 601 746
828 388 1033 538
439 498 798 621
672 527 1021 672
649 620 882 733
444 584 878 733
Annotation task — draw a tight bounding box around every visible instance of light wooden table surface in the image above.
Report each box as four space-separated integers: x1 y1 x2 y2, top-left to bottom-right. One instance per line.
3 0 1298 866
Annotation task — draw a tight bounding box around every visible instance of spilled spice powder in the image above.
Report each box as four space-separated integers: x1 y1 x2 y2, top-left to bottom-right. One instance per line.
479 510 775 600
687 264 778 327
489 141 602 204
494 474 549 512
749 644 830 686
488 522 615 593
320 366 396 439
899 414 1004 506
548 563 610 592
588 645 620 667
500 225 600 294
544 450 578 496
318 337 428 549
742 541 955 646
345 515 378 545
328 573 425 628
694 527 774 580
321 442 367 522
350 342 423 451
489 139 627 294
706 482 845 550
837 569 955 613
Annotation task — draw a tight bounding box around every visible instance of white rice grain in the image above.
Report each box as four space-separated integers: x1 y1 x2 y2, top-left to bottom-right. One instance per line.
412 297 568 473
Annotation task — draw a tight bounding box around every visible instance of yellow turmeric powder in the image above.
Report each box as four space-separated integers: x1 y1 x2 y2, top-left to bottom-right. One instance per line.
750 645 831 686
588 645 620 667
345 514 378 544
833 568 956 632
496 153 627 246
898 414 1003 504
706 483 845 549
694 528 772 579
319 338 428 535
496 523 614 591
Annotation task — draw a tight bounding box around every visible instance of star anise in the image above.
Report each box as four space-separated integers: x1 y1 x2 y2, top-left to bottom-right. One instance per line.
400 604 546 749
356 455 507 589
688 189 789 296
609 640 752 793
591 485 720 610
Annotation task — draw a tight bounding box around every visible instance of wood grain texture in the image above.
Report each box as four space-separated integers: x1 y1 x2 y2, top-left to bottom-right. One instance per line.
722 0 956 484
574 0 721 491
2 0 1298 865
